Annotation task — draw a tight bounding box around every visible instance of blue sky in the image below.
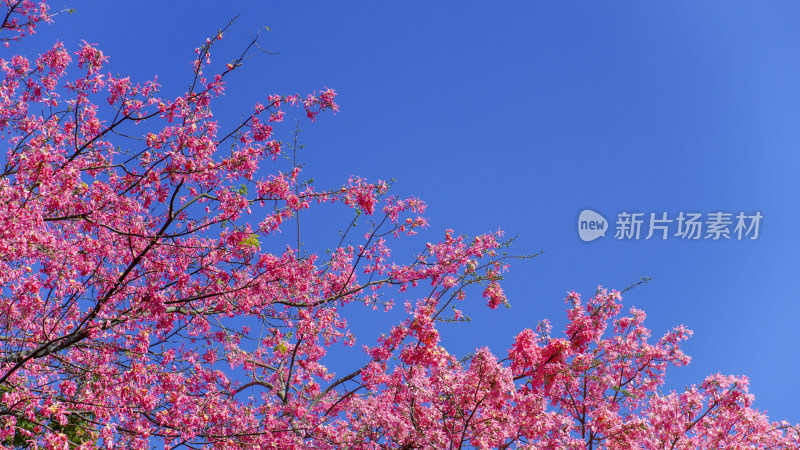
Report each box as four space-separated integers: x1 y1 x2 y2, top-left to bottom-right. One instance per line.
22 1 800 423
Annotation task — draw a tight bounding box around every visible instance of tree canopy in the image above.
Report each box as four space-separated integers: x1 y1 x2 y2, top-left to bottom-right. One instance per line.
0 2 797 448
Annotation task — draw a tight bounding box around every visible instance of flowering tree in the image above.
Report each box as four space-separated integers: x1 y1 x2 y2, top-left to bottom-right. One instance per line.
0 2 797 448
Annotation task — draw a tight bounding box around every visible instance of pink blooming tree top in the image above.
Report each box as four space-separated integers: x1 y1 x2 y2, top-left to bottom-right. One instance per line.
0 1 798 448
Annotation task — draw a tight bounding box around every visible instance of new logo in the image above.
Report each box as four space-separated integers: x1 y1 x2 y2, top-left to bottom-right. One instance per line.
578 209 608 242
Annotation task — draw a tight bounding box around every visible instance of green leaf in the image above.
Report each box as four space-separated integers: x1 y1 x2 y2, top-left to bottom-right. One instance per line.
241 234 260 248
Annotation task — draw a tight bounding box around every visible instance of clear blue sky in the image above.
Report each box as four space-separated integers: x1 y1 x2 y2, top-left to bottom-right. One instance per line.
22 1 800 423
